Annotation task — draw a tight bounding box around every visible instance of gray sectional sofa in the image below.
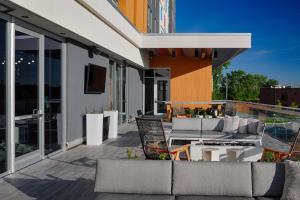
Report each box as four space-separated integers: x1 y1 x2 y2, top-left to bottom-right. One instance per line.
168 117 265 146
94 159 284 200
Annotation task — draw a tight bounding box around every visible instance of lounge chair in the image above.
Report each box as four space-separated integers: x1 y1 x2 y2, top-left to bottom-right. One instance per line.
136 117 190 161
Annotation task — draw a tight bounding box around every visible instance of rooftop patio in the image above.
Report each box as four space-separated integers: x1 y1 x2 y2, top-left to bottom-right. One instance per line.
0 119 292 200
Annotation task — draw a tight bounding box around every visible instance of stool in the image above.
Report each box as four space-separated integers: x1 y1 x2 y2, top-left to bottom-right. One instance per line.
227 148 243 162
202 148 220 161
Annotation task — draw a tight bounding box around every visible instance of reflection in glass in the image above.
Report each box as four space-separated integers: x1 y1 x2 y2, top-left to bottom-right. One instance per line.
111 62 127 124
15 118 39 157
15 30 39 157
122 66 126 123
145 78 154 115
0 19 7 173
44 37 62 154
157 80 169 113
15 31 39 116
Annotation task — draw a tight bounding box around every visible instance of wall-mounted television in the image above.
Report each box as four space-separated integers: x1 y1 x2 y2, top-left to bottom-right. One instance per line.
84 64 106 94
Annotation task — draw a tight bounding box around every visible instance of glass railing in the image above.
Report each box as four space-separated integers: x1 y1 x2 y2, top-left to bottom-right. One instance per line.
171 100 300 155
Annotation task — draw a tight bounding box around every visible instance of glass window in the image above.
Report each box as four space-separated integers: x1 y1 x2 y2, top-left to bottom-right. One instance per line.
15 30 39 157
44 37 62 155
15 31 39 116
110 61 127 124
0 19 6 174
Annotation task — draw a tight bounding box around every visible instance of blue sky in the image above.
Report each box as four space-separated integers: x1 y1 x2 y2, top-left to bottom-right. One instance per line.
176 0 300 85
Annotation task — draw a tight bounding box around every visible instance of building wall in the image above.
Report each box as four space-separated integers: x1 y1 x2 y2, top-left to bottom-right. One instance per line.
150 56 212 108
66 42 110 143
260 88 300 107
127 66 144 120
118 0 148 32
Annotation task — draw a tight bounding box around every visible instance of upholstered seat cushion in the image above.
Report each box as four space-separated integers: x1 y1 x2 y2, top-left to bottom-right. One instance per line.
222 117 240 133
201 131 233 139
247 119 259 134
238 118 248 134
175 195 254 200
234 134 260 140
170 130 201 138
255 197 280 200
94 160 172 194
202 118 224 131
251 162 285 197
95 193 175 200
281 160 300 200
173 161 253 197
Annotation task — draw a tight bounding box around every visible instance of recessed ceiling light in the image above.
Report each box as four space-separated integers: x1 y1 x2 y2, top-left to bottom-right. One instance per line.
21 15 29 19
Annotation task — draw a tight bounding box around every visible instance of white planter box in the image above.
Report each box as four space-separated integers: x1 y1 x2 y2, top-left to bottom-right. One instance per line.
104 110 118 139
86 113 103 145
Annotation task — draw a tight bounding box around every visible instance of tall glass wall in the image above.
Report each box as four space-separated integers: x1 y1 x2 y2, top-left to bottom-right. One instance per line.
15 30 39 157
0 19 7 173
110 61 127 124
44 37 62 155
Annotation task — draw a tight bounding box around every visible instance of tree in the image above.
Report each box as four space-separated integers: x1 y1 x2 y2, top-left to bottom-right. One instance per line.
225 70 278 102
264 79 279 87
212 63 279 102
212 62 229 100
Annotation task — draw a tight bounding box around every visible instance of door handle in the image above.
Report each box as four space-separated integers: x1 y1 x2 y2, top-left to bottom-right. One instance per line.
32 109 43 118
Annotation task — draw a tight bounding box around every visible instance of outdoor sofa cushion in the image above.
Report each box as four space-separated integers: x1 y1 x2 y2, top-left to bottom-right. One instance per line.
172 161 253 197
172 118 202 131
95 193 175 200
175 195 255 200
94 160 172 194
239 118 248 134
255 197 280 200
247 119 260 134
201 130 233 139
222 117 240 133
251 162 285 197
233 134 260 140
202 118 224 131
281 160 300 200
170 130 201 138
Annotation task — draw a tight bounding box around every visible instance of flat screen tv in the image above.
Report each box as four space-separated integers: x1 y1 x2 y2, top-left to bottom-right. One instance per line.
84 64 106 94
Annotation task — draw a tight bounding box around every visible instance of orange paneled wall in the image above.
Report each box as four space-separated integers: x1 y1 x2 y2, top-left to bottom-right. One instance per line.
118 0 148 33
150 56 212 107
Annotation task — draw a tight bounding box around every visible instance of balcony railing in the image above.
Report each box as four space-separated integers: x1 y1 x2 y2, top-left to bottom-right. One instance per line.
170 100 300 146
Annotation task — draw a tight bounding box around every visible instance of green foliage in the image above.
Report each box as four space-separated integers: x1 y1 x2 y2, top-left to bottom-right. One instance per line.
158 153 169 160
226 70 269 102
126 148 133 159
212 62 229 100
264 151 276 162
126 148 139 159
212 62 279 102
276 100 282 106
264 79 279 87
290 102 299 108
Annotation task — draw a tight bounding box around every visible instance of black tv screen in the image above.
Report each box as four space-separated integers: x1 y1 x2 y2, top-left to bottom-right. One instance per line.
84 64 106 94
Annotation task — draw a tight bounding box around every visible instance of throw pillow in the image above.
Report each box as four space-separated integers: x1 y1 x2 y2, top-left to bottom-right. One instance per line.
281 160 300 200
238 118 248 134
247 119 259 134
256 121 264 136
222 117 239 134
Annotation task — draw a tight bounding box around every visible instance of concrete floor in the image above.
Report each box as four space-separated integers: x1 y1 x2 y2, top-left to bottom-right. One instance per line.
0 122 290 200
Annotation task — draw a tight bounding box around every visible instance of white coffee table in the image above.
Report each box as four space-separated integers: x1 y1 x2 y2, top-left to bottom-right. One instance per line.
190 141 263 162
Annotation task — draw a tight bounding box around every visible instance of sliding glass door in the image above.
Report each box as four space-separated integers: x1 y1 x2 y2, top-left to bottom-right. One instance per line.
0 19 7 174
14 27 43 169
44 37 62 155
